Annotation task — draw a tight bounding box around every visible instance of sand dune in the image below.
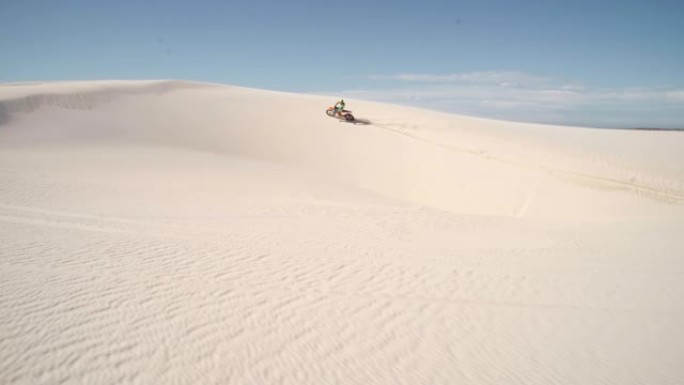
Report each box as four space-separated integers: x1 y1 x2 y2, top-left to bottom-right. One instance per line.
1 80 683 384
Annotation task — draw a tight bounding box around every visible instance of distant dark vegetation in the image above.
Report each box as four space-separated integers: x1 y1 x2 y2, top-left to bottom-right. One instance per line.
615 127 684 131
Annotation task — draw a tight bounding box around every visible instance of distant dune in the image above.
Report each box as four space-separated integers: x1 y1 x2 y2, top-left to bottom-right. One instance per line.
1 80 683 385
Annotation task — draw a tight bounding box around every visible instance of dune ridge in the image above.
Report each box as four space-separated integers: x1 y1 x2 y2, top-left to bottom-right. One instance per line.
2 80 683 218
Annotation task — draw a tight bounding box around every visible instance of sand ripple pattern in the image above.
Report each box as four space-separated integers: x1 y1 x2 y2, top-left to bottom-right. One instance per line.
1 200 683 385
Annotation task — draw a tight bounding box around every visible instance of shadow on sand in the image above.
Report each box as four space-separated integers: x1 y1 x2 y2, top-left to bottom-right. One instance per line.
343 118 371 125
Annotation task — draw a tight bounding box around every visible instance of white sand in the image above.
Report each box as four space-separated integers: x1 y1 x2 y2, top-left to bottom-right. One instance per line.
1 80 683 384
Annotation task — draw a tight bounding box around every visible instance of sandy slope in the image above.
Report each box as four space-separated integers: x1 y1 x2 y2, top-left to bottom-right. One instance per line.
1 80 683 385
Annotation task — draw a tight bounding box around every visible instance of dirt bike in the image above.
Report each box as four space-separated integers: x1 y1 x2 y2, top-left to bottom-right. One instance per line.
326 106 355 122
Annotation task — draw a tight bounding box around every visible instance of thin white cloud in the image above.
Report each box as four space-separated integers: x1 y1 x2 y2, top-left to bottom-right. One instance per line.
371 71 553 88
666 90 684 102
344 72 684 127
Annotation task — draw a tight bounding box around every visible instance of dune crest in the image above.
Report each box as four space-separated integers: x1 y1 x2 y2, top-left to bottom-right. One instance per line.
2 80 682 219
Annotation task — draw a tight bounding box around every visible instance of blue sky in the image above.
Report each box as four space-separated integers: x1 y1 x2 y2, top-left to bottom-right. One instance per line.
1 0 683 127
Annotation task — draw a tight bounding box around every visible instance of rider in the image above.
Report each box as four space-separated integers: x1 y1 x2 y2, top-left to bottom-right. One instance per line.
334 99 346 117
